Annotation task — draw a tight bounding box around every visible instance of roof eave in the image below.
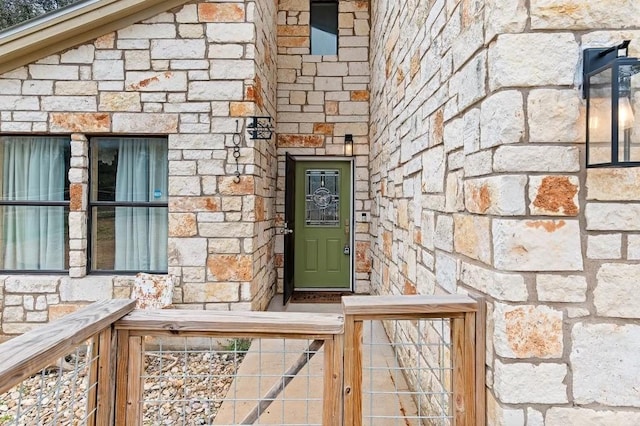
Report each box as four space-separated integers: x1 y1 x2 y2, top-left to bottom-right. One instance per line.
0 0 193 75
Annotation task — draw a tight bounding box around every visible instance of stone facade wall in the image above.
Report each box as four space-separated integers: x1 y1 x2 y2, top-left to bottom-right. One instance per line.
274 0 372 293
369 0 640 423
3 0 640 421
0 0 279 336
247 0 279 310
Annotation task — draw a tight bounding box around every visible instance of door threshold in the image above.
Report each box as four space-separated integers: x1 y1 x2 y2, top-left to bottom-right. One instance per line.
294 288 352 292
290 291 352 304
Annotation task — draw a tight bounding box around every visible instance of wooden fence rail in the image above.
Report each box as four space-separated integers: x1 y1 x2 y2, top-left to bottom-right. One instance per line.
0 299 136 426
342 295 485 426
0 299 135 395
0 295 484 425
113 310 345 426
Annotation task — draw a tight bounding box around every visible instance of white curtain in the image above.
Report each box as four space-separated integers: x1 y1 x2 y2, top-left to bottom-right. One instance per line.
114 138 167 271
2 137 65 270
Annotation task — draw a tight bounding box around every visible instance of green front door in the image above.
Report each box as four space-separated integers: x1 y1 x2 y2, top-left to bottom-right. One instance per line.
294 161 351 289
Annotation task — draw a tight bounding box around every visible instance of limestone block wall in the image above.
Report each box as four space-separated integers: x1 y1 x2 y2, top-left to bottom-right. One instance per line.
274 0 372 293
369 0 640 423
0 275 136 335
247 0 279 310
0 0 280 336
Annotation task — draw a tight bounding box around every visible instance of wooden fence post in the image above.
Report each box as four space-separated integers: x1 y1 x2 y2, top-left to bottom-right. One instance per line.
125 335 144 425
114 330 130 425
343 315 362 426
464 312 476 425
452 313 476 425
86 335 100 426
323 334 344 426
95 326 116 426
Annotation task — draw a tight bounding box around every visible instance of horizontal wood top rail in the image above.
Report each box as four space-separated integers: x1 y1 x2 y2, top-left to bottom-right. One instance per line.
126 330 339 340
0 299 135 394
115 310 345 335
342 295 477 317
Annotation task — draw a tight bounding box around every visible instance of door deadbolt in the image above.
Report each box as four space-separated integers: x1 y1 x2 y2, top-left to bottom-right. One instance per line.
343 245 350 255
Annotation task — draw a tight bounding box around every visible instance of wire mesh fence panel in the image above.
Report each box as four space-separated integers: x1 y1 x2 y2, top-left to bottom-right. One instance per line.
0 339 98 426
139 336 325 426
362 319 453 426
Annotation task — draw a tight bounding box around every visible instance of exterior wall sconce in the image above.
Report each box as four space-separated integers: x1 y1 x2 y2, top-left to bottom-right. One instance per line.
344 133 354 157
583 40 640 167
247 116 275 140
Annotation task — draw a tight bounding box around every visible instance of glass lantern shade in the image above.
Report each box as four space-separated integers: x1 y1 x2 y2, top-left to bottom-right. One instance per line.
344 134 354 157
584 44 640 167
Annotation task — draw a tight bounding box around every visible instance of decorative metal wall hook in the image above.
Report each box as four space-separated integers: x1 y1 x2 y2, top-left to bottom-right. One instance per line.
247 116 275 140
233 120 242 183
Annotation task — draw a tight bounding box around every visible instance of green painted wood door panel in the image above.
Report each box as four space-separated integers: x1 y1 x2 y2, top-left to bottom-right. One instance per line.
294 161 351 289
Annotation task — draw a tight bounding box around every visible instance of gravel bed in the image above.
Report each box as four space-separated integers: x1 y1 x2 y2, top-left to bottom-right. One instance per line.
142 350 245 425
0 349 245 426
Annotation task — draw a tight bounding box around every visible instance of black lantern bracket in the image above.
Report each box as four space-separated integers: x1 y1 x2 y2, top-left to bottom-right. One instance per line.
247 116 275 140
583 40 631 98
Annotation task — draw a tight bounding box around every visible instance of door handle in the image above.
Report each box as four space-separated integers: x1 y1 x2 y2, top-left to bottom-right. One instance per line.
281 222 294 235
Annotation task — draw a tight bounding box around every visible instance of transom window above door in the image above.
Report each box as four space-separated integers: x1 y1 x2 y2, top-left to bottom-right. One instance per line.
89 137 168 273
0 136 70 271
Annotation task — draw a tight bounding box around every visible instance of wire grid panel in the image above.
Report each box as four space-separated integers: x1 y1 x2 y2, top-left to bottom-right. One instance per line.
362 319 453 426
0 340 98 425
140 337 325 425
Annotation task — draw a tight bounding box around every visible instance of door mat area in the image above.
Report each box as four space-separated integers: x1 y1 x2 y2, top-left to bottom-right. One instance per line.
290 292 347 304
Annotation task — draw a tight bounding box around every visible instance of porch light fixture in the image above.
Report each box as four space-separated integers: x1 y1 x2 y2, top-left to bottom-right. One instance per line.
344 133 354 157
247 116 275 140
583 40 640 167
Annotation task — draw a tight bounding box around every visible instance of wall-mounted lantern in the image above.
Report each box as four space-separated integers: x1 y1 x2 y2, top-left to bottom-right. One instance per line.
344 133 354 157
247 116 275 140
583 40 640 167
